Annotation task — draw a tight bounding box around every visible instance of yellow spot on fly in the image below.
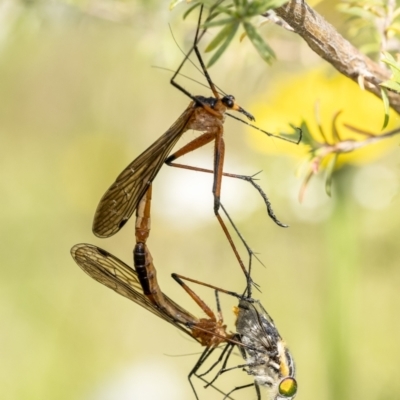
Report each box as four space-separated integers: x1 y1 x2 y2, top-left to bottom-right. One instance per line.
279 377 297 397
278 341 290 376
232 306 241 327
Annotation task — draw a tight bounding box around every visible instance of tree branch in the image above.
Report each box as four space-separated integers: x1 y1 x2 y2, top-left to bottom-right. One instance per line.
274 0 400 114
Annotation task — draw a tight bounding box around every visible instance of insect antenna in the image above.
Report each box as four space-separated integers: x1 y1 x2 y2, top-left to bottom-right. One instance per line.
227 112 303 144
152 65 222 94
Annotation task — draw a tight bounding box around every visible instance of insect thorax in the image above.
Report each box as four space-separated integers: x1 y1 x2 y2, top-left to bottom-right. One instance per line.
188 95 226 133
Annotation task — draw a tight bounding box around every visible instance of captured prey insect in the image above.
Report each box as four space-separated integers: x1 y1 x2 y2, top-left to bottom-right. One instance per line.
182 277 298 400
92 4 301 286
231 298 297 399
70 243 297 400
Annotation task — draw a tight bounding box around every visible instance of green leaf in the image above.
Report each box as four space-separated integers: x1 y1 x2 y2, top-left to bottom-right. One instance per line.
203 17 236 28
380 80 400 92
381 52 400 70
205 22 235 52
325 153 338 197
331 110 343 142
183 2 201 19
246 0 288 16
380 87 390 129
170 0 187 10
203 1 234 16
243 21 275 64
206 21 239 67
381 52 400 82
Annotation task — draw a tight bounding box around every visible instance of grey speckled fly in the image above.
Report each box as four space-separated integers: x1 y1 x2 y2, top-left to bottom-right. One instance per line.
235 299 297 400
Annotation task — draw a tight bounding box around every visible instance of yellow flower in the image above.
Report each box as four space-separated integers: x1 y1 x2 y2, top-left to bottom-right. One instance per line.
249 68 399 160
247 68 400 199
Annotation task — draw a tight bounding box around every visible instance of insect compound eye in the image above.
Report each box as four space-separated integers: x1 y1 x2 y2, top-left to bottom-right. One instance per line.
222 95 235 108
278 377 297 398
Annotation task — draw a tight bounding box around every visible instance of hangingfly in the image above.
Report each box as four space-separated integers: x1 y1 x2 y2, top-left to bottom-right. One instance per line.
92 4 301 238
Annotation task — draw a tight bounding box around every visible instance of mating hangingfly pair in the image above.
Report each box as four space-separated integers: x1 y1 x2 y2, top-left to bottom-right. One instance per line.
72 2 300 399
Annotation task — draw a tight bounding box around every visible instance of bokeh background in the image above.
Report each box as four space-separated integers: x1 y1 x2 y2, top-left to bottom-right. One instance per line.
1 1 400 399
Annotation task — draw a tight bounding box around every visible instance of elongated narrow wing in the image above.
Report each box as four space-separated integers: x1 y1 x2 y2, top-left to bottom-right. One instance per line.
93 104 195 238
71 243 195 338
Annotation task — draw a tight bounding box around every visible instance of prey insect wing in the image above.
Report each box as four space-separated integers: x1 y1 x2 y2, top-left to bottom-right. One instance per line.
71 243 196 339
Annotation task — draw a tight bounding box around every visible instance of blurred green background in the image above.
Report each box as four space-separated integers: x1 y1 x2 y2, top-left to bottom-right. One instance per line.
1 1 400 400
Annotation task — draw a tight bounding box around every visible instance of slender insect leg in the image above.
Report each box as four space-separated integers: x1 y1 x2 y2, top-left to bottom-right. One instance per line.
188 346 215 400
189 344 239 400
173 272 260 308
165 132 215 163
212 360 256 377
166 133 259 288
213 127 225 213
192 5 219 98
167 161 286 227
214 212 256 288
170 3 221 102
164 124 287 286
167 134 278 291
169 273 217 321
195 375 237 400
198 340 236 384
214 288 222 321
172 273 247 302
223 383 258 400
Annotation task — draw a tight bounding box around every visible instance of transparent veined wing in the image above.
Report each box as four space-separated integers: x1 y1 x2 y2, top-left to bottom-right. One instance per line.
93 104 195 238
71 243 196 339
